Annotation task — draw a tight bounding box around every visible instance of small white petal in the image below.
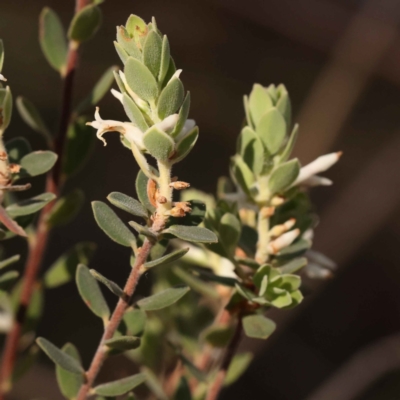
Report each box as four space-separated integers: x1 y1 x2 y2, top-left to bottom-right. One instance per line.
111 88 123 102
175 119 196 141
269 218 296 237
167 69 182 85
305 263 333 279
119 71 148 109
0 74 6 82
293 152 342 186
156 114 179 133
303 229 314 241
268 229 300 254
301 175 333 187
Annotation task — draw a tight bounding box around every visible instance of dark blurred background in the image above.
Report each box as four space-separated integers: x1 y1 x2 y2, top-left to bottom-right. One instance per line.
3 0 400 399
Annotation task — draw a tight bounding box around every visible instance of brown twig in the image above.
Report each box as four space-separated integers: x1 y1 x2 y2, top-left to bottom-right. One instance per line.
205 316 243 400
76 239 155 400
0 0 89 396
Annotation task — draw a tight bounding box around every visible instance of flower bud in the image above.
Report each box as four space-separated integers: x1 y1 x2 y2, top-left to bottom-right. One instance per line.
169 181 190 190
267 228 300 255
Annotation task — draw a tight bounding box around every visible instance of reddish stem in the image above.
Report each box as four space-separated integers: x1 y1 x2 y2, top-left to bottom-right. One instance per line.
76 240 154 400
0 1 89 395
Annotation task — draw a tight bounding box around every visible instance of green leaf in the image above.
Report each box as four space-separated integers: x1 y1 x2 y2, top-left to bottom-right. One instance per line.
36 337 84 374
225 353 253 386
137 286 190 311
242 315 276 340
116 26 141 60
6 193 55 218
171 92 190 137
76 264 110 321
68 5 102 42
56 343 84 400
159 35 170 84
122 93 149 132
157 78 184 119
268 159 300 195
203 326 234 348
143 30 163 77
164 225 218 243
123 309 146 336
76 66 117 113
0 271 19 290
219 213 241 257
93 373 146 396
19 151 58 177
47 189 84 228
249 84 273 126
173 267 219 299
44 242 96 288
128 220 157 240
0 86 12 132
124 57 159 102
135 169 155 213
238 127 264 176
279 257 307 274
114 41 129 64
279 124 299 162
0 254 20 270
63 117 96 177
92 201 136 247
144 247 189 269
104 336 141 351
143 126 175 162
174 377 192 400
39 8 67 74
256 108 287 154
12 345 40 384
16 97 51 140
172 127 198 163
90 269 124 298
231 155 255 196
276 89 291 127
107 192 148 219
6 137 31 163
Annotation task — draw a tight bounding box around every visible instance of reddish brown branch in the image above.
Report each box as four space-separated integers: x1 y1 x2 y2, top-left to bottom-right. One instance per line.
0 1 89 396
76 240 154 400
205 316 243 400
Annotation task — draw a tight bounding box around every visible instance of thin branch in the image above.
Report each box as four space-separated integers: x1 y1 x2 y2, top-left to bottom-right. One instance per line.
0 0 90 395
205 316 243 400
76 239 154 400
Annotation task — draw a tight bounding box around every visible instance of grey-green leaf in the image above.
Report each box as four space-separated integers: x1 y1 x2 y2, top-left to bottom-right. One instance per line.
19 151 58 177
157 78 184 119
39 8 68 73
158 35 170 84
123 309 146 336
0 87 12 132
164 225 218 243
219 213 241 257
171 92 190 137
16 97 51 140
256 108 287 154
279 124 299 162
104 336 141 351
93 373 146 396
128 221 157 240
56 343 84 399
144 247 189 269
44 242 96 289
6 193 55 218
68 5 102 42
92 201 136 247
231 155 255 196
36 337 84 374
268 159 300 195
238 126 264 176
0 254 20 270
76 264 110 321
143 30 163 77
143 125 175 162
124 57 159 102
242 315 276 339
136 286 190 311
122 93 149 132
107 191 148 219
90 269 124 298
249 84 273 126
0 40 4 73
47 189 84 228
172 126 198 164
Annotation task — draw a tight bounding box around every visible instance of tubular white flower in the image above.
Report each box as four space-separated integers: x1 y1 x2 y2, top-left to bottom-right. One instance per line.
269 218 296 237
292 152 342 187
156 114 179 133
111 88 123 102
87 107 145 150
267 228 300 255
176 119 196 141
301 175 333 187
167 69 182 85
0 74 6 82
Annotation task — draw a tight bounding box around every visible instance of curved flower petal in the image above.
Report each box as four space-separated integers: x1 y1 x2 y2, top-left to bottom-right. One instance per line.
0 74 6 82
156 114 179 133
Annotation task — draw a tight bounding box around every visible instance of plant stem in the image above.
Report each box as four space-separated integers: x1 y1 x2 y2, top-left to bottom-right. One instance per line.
76 239 154 400
205 316 243 400
255 208 270 264
0 1 89 395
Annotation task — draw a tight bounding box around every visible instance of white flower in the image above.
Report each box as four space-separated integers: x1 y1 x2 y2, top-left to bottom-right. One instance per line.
175 119 196 141
156 114 179 133
267 228 300 254
292 152 342 187
110 88 123 102
167 69 182 85
0 74 6 82
87 107 145 150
